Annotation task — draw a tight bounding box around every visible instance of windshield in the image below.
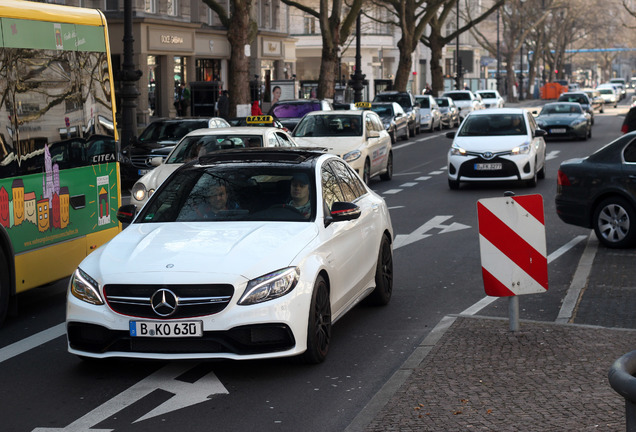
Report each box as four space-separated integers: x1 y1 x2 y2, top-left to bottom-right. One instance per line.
458 114 527 136
270 103 321 119
374 94 411 109
478 92 496 99
444 92 470 101
435 98 449 107
540 104 582 115
370 105 395 117
558 95 588 104
138 121 208 143
294 114 362 137
166 135 264 164
415 97 430 108
138 166 316 222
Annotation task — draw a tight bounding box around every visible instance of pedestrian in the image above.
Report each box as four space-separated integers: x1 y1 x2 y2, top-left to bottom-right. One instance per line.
251 100 263 116
423 84 432 95
174 82 190 116
622 106 636 134
217 90 229 120
272 86 282 105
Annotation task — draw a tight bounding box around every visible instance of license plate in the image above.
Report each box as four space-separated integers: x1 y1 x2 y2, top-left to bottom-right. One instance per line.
550 128 566 133
130 321 203 337
475 163 502 171
138 169 150 175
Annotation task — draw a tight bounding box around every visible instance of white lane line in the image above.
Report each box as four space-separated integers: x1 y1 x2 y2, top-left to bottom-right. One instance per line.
392 134 443 150
460 234 588 316
0 323 65 364
414 176 431 181
383 189 402 195
399 182 418 187
428 171 443 175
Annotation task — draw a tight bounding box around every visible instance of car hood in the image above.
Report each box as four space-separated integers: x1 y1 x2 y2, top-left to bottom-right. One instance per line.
83 222 319 282
536 114 583 124
129 141 179 155
452 135 530 152
293 136 364 154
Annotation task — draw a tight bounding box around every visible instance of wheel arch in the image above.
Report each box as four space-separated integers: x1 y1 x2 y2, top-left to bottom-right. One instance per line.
588 190 636 227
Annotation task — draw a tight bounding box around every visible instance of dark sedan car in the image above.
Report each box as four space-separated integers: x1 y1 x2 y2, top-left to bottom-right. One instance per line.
535 102 592 140
369 101 409 143
556 132 636 248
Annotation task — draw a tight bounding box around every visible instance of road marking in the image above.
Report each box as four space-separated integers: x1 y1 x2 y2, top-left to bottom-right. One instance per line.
383 189 402 195
414 176 431 181
428 170 443 175
394 216 471 250
32 363 228 431
399 182 417 187
460 234 589 316
0 323 65 364
392 133 443 150
556 232 596 323
546 150 561 161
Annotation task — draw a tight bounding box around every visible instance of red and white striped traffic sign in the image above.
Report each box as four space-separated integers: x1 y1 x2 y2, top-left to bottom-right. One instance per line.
477 194 548 297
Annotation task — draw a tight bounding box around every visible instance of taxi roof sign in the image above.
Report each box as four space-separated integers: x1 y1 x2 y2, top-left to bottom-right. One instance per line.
355 102 371 109
246 115 274 124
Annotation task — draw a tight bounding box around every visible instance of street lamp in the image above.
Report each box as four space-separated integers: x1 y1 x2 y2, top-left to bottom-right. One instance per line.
496 7 501 94
455 0 462 90
348 12 365 103
120 0 142 150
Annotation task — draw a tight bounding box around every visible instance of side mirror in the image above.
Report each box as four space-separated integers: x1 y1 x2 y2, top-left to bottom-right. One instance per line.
445 131 456 139
150 156 163 167
368 130 380 138
116 204 137 224
329 202 361 222
535 129 547 137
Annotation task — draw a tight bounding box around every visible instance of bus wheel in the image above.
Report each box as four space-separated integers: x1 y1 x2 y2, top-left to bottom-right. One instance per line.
0 248 10 326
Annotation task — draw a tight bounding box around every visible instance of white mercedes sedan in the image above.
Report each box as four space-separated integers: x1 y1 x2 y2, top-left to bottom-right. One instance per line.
67 148 394 363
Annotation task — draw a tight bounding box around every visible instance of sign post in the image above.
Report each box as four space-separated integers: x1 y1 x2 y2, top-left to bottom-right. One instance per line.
477 193 548 331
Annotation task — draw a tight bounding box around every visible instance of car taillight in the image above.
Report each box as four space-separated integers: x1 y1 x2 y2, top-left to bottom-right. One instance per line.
557 170 571 186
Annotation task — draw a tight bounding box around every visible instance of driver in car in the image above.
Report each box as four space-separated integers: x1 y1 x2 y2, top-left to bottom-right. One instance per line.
287 173 311 218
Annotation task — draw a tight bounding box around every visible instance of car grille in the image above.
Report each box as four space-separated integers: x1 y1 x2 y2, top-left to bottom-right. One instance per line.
67 322 296 355
103 284 234 319
129 155 166 169
458 156 520 179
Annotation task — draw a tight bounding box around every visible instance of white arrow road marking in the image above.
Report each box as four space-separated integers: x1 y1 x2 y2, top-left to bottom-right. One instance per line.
394 216 471 250
546 150 560 160
32 363 228 432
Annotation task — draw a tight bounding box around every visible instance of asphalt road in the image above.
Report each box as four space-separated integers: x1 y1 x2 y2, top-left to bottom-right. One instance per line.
0 97 634 432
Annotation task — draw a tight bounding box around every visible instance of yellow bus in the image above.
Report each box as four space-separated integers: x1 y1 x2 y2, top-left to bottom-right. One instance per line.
0 0 121 325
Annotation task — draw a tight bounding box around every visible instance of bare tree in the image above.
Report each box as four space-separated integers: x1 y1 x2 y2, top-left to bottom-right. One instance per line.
281 0 364 99
421 0 504 96
202 0 258 117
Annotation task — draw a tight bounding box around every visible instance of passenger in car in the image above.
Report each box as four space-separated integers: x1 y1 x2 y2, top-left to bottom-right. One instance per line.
286 173 311 218
198 181 239 219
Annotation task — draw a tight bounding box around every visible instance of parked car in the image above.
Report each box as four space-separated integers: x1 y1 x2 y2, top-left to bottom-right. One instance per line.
435 96 461 128
268 99 333 132
445 108 547 189
609 78 627 99
67 148 394 363
120 117 230 186
131 127 297 206
372 91 421 136
535 102 592 140
475 90 505 109
557 92 595 124
581 88 605 113
441 90 483 120
556 132 636 248
369 101 410 143
415 95 442 132
292 110 393 183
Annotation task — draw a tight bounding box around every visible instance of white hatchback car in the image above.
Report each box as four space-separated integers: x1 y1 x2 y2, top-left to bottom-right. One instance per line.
292 110 393 184
441 90 484 120
475 90 505 109
66 148 394 363
130 126 297 206
445 108 547 189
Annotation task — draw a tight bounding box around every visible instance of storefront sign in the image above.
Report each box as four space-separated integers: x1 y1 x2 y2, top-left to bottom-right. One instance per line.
148 28 193 51
262 39 281 56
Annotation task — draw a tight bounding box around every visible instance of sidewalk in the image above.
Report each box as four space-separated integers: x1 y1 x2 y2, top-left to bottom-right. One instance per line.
346 244 636 431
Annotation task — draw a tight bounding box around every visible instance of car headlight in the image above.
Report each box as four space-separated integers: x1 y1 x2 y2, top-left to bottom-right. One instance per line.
511 142 531 155
570 119 586 127
132 182 147 202
343 150 362 163
70 268 104 305
238 267 300 305
450 143 467 156
423 114 431 120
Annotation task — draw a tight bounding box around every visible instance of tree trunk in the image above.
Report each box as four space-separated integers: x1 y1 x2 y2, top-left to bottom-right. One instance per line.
317 39 337 100
429 31 445 97
226 0 251 117
505 51 518 102
393 38 415 92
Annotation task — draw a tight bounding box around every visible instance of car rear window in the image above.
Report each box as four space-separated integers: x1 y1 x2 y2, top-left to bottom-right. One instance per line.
138 121 208 143
270 103 321 119
444 92 470 101
435 98 449 107
374 94 411 109
416 98 430 108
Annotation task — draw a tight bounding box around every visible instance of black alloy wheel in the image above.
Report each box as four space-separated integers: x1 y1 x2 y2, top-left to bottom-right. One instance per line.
302 276 331 364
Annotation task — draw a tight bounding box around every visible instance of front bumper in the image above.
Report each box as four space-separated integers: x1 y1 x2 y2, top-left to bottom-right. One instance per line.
447 154 534 182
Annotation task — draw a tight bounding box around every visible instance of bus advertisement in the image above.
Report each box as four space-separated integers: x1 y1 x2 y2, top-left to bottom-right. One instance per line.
0 0 121 325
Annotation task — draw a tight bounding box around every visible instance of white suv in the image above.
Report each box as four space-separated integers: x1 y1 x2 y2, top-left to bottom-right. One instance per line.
441 90 484 120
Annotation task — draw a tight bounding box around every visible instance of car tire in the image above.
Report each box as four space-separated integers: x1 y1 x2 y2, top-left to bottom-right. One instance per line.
526 165 538 187
448 178 460 190
302 275 331 364
363 159 371 184
402 125 409 141
380 152 393 181
0 247 10 327
390 130 396 144
593 197 636 248
600 106 604 113
588 126 592 139
364 235 393 306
